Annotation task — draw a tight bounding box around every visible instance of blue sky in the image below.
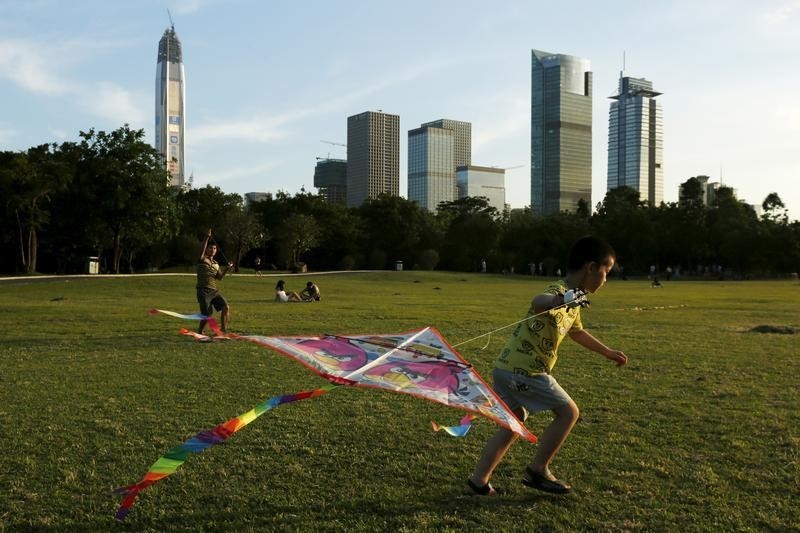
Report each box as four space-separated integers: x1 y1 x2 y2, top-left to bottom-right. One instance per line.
2 0 798 220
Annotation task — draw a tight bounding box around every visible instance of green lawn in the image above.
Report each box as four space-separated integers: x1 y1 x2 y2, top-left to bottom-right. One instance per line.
1 272 798 531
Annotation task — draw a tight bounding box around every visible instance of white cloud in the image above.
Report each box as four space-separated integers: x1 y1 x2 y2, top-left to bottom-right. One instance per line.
0 40 74 95
0 38 146 127
191 57 446 146
170 0 211 15
472 91 529 152
0 126 17 144
758 1 799 25
47 127 68 140
198 160 283 184
82 82 147 127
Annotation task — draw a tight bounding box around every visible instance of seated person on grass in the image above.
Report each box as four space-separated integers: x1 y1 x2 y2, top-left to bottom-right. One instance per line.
300 281 321 301
275 279 303 303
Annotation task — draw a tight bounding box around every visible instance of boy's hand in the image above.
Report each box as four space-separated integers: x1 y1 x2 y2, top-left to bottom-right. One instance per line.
564 289 590 309
604 349 627 366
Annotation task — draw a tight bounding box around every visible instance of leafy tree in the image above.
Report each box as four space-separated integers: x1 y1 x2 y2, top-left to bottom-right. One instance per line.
74 126 175 273
762 192 788 224
221 208 264 271
592 186 655 274
277 213 320 267
175 185 244 265
357 195 438 269
1 144 73 273
437 197 499 271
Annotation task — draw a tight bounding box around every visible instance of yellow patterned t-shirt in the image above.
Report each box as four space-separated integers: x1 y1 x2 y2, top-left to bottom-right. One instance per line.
495 280 583 375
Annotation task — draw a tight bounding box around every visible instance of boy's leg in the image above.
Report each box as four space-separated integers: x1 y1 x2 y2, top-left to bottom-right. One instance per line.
197 292 210 334
469 426 519 487
528 399 579 477
221 305 231 333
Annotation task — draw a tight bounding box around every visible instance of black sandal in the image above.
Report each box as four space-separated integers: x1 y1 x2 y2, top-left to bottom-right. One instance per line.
464 479 499 496
522 467 572 494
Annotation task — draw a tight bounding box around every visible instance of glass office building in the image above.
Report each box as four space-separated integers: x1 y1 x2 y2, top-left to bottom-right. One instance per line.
408 125 456 212
456 165 506 212
314 158 347 205
346 111 400 207
420 119 471 168
531 49 592 214
155 25 186 188
607 75 663 206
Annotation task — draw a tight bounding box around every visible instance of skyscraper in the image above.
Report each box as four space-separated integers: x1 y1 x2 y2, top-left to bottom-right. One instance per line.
421 119 471 167
346 111 400 207
314 158 347 205
607 75 663 206
456 165 506 212
155 25 186 188
408 125 455 212
408 119 471 212
531 49 592 214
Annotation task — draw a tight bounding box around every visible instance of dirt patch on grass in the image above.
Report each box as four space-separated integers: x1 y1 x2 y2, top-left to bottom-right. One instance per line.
749 325 797 334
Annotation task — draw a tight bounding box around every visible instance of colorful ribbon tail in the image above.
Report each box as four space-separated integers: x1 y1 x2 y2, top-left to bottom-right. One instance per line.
431 413 476 437
114 384 338 519
149 308 222 336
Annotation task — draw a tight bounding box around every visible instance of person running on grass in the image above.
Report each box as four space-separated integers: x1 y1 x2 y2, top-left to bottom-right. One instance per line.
465 235 627 496
196 229 233 334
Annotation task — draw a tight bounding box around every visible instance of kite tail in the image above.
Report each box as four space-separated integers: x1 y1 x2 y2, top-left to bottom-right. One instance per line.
431 414 476 437
148 308 222 336
114 384 337 520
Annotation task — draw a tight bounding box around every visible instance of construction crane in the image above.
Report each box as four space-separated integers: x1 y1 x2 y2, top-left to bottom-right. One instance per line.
491 164 525 171
321 140 346 148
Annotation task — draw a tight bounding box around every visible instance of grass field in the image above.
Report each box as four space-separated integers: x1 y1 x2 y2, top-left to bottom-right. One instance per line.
1 272 798 531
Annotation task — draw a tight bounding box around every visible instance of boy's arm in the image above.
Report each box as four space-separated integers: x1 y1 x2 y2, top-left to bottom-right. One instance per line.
199 228 211 261
532 293 561 314
568 329 627 366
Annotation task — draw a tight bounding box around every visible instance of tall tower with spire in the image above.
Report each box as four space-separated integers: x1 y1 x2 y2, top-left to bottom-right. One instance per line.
155 24 186 188
607 74 663 206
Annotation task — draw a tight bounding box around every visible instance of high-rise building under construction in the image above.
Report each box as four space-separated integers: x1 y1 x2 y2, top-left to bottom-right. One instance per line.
155 25 186 188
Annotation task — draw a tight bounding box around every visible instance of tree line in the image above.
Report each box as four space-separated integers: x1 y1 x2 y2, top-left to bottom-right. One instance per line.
2 125 798 277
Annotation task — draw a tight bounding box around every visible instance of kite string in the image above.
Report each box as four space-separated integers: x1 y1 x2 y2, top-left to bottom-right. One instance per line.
452 300 574 349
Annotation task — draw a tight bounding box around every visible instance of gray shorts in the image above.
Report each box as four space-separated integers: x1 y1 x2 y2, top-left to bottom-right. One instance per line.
492 368 573 417
197 288 228 316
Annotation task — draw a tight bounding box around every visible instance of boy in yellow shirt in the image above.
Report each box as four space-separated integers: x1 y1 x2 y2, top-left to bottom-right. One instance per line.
466 236 627 495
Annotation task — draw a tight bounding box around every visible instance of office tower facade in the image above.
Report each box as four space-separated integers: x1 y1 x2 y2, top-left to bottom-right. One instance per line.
244 192 269 210
607 75 663 205
456 165 506 212
314 158 348 205
408 118 471 212
420 119 471 167
346 111 400 207
530 49 592 214
155 25 186 188
408 125 455 211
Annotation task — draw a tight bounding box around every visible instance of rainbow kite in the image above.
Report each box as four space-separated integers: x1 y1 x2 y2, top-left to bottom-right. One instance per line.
114 310 535 519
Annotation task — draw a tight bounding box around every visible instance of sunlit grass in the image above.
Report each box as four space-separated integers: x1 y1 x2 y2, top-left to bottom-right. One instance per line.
1 272 798 530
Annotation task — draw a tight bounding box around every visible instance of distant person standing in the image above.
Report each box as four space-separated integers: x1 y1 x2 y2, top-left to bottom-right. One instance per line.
254 256 262 277
481 259 487 273
196 229 233 334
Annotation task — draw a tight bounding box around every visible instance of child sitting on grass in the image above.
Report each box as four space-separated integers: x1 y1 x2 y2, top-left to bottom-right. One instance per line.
466 235 628 496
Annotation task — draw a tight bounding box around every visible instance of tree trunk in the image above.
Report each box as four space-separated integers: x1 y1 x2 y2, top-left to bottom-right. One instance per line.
113 230 122 274
27 227 38 273
15 210 27 271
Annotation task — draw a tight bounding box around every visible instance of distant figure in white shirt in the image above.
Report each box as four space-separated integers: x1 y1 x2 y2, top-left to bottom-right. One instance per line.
274 279 302 303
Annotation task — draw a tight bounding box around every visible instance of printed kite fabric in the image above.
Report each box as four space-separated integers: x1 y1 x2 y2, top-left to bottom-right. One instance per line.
115 310 536 519
236 327 533 441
